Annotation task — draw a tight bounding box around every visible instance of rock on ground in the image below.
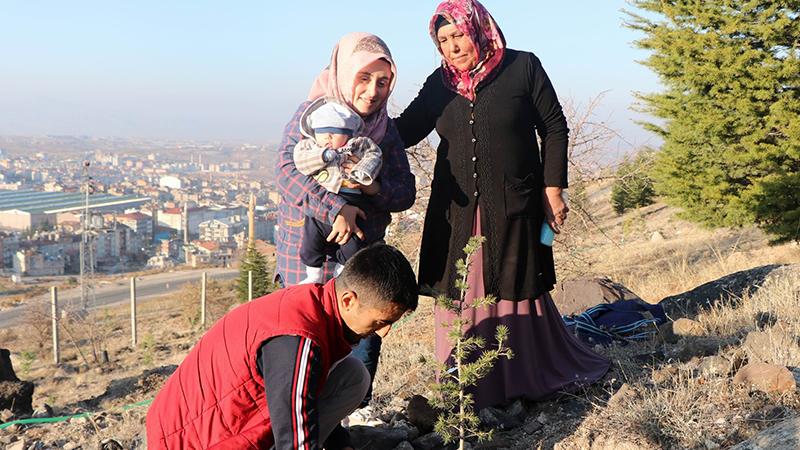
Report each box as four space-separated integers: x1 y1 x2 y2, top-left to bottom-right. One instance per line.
477 406 522 430
0 380 34 416
743 329 797 364
412 432 445 450
348 425 413 450
659 265 785 317
551 278 644 317
733 362 796 394
698 355 733 377
729 416 800 449
406 395 438 434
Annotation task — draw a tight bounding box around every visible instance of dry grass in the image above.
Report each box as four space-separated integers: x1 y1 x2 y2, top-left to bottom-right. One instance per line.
565 268 800 449
373 295 437 405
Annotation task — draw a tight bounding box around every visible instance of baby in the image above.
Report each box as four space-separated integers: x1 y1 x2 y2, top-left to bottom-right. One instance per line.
293 99 383 284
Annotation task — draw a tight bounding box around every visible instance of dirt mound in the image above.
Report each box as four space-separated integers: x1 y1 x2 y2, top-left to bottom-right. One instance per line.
78 365 176 410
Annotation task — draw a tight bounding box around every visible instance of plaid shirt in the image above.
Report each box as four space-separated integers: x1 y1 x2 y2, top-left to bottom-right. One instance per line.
275 101 416 286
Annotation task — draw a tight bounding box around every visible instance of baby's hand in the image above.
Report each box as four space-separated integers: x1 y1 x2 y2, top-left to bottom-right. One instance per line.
340 154 363 189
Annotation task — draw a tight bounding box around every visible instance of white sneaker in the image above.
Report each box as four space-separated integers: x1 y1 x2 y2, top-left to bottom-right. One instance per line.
299 266 323 284
342 405 384 427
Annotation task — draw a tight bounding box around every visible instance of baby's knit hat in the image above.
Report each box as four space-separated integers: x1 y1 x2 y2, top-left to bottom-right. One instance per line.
307 102 362 136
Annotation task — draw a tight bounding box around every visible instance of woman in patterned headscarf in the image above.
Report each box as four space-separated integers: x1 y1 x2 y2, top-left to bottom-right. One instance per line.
396 0 610 410
275 32 416 444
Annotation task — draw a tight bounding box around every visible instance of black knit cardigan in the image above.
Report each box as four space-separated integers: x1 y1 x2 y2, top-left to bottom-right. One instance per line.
395 49 569 300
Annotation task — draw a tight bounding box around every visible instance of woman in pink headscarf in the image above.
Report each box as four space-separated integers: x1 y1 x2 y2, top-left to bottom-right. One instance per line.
275 32 416 446
396 0 610 410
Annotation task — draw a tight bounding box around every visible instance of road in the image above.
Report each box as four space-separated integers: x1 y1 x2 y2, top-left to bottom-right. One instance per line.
0 268 239 329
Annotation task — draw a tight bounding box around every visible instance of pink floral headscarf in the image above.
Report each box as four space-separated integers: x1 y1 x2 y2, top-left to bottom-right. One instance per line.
307 32 397 143
429 0 506 101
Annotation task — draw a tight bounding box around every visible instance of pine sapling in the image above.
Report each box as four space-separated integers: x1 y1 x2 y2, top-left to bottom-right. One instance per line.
430 235 513 449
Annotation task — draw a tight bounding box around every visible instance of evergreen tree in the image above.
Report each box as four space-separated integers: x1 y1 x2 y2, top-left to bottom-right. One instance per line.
236 244 272 302
611 150 656 215
751 172 800 242
431 236 513 449
625 1 800 230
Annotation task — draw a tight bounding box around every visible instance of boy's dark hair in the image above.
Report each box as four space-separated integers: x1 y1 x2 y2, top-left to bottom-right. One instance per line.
338 244 418 311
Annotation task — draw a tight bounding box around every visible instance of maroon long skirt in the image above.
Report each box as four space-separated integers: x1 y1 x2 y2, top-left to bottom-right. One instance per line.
434 207 610 409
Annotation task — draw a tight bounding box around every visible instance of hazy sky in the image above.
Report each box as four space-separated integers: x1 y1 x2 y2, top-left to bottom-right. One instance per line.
0 1 661 150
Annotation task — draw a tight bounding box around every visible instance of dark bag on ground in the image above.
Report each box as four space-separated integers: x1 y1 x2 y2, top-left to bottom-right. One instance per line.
563 299 667 345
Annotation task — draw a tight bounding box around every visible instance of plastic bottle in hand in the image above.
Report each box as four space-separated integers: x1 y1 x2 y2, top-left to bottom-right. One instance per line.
540 190 569 247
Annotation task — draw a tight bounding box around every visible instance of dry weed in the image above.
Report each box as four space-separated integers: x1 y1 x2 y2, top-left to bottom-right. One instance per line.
576 268 800 449
372 295 437 405
701 269 800 365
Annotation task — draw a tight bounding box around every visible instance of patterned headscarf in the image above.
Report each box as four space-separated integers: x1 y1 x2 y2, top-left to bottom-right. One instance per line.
429 0 506 101
307 32 397 143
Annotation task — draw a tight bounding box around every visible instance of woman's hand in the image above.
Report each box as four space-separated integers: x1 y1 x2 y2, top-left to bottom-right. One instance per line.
359 181 381 196
327 204 366 245
543 187 568 233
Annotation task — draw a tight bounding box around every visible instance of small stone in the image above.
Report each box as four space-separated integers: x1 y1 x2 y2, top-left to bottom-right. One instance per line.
698 356 732 377
389 412 409 425
672 318 704 337
62 444 81 450
650 231 665 242
348 426 408 450
5 440 25 450
535 412 549 424
0 409 13 422
411 432 444 450
523 419 543 434
391 420 420 441
478 406 522 430
733 362 796 394
754 312 778 330
743 329 796 364
504 399 525 419
704 439 720 450
406 395 438 434
392 442 414 450
607 383 637 408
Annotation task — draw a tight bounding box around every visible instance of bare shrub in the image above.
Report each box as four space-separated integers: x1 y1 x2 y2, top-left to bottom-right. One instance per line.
176 278 239 329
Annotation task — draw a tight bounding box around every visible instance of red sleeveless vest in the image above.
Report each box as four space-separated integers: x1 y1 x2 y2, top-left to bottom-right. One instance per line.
146 280 351 449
